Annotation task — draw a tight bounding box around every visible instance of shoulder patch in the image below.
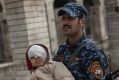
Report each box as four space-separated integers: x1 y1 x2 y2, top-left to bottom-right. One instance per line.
88 61 104 79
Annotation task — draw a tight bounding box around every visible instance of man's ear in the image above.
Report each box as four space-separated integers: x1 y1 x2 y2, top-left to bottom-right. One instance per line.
78 18 86 28
81 17 86 24
78 17 86 24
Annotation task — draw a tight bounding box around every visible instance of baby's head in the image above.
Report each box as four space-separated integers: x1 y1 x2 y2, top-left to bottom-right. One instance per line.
26 44 49 70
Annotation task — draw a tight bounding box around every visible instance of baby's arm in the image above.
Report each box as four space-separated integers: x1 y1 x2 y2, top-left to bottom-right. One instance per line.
53 62 75 80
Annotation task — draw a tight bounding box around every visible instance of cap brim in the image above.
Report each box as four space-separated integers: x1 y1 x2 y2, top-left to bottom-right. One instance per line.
58 8 76 17
58 9 67 17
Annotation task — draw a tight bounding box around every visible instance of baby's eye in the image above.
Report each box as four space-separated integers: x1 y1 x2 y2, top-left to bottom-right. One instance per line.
30 56 41 60
30 57 35 59
34 56 40 59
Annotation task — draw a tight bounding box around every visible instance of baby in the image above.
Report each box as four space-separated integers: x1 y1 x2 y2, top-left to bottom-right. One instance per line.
25 44 74 80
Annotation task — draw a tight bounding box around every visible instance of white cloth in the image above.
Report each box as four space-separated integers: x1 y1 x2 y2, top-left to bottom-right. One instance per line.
28 45 47 61
24 61 75 80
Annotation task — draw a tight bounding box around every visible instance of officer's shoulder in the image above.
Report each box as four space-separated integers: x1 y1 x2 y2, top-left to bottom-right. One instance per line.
59 43 67 48
58 43 67 51
82 39 98 51
82 39 106 57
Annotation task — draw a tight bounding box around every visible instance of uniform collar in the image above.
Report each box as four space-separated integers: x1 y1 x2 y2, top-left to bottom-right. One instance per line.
66 34 86 47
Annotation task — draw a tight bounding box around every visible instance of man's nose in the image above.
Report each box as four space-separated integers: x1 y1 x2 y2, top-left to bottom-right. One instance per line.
62 19 70 24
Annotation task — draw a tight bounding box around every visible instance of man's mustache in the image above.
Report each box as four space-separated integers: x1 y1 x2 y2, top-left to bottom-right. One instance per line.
63 24 71 29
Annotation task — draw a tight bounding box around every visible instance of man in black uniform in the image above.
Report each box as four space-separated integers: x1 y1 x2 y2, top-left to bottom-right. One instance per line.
53 2 110 80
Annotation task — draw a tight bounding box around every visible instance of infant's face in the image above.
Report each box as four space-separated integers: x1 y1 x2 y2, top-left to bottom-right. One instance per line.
30 56 45 67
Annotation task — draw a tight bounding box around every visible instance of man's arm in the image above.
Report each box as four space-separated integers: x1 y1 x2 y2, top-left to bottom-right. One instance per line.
53 45 66 62
85 50 110 80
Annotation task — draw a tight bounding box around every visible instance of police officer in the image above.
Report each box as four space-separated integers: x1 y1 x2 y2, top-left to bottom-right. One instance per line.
53 2 110 80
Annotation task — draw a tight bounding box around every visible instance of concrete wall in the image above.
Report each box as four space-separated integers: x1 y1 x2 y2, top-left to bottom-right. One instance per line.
0 0 16 80
0 63 16 80
45 0 58 55
4 0 56 80
105 0 119 71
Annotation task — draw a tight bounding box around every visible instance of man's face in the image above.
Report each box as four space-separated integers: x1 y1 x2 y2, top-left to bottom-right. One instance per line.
60 14 84 37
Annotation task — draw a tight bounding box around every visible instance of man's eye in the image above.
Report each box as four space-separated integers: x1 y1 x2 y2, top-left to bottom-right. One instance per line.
62 17 75 21
68 17 75 20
